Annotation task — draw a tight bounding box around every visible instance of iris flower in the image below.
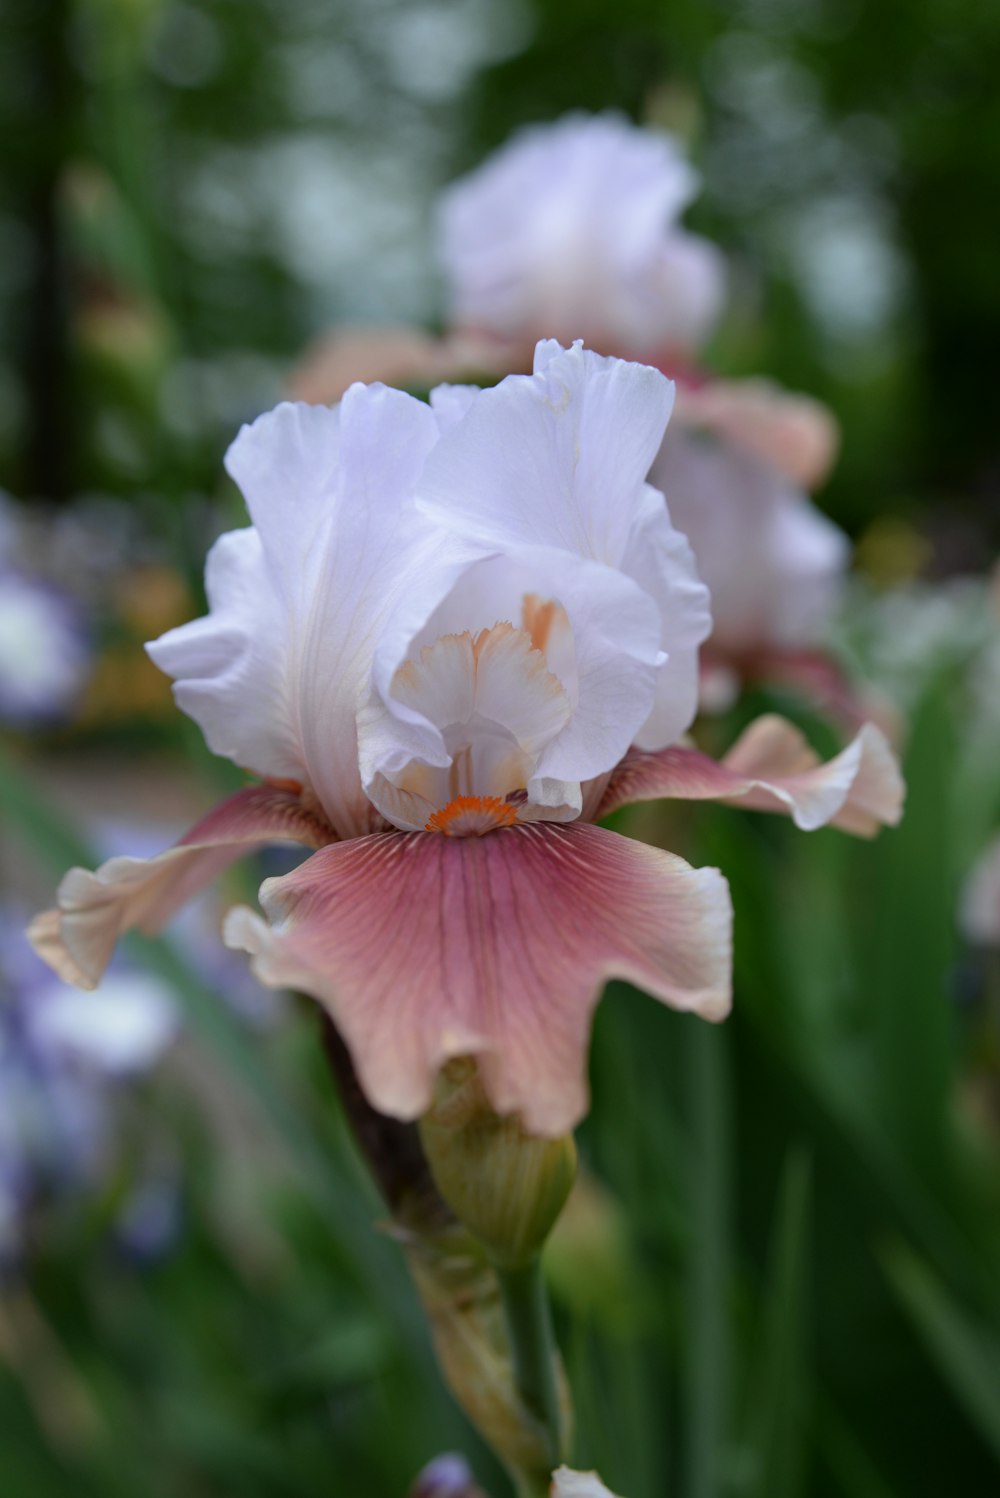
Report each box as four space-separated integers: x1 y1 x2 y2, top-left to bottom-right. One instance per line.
30 342 903 1137
437 113 725 362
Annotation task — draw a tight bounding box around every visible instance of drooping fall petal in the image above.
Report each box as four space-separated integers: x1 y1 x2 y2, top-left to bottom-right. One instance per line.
597 714 904 836
28 784 334 990
224 821 732 1137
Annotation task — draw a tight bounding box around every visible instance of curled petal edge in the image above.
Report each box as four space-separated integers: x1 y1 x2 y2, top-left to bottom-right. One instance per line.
27 783 334 990
597 714 905 836
224 820 733 1138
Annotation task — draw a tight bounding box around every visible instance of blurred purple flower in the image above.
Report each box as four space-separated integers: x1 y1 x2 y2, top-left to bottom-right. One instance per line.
0 906 179 1266
0 567 91 727
409 1453 489 1498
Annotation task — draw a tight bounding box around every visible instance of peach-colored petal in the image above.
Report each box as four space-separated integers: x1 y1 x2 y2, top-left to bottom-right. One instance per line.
288 326 521 406
224 822 732 1137
598 714 904 836
27 784 334 990
674 377 840 489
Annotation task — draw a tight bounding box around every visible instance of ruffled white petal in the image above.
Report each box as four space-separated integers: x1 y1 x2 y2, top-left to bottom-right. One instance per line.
421 342 674 565
148 391 468 837
620 483 713 751
426 548 662 775
417 343 710 758
361 622 575 832
149 527 302 784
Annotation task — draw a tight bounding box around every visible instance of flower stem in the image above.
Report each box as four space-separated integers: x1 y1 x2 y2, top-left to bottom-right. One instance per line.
497 1257 563 1484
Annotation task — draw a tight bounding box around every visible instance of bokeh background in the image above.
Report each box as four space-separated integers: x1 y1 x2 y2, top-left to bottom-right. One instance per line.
2 2 1000 1496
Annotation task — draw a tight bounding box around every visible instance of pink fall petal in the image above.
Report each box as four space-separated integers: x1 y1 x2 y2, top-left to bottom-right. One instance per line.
224 820 733 1137
598 714 904 836
28 783 334 990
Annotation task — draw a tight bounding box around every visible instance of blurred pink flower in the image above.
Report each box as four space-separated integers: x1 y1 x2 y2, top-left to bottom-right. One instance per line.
0 567 91 726
30 342 902 1136
673 377 840 492
289 326 516 407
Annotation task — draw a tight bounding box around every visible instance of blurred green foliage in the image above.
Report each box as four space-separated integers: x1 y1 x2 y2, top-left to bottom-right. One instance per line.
2 0 999 544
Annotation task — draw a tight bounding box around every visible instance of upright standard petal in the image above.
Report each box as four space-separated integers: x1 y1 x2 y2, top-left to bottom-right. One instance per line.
149 391 465 837
597 715 904 835
417 342 711 758
421 343 673 565
224 822 732 1137
29 784 333 990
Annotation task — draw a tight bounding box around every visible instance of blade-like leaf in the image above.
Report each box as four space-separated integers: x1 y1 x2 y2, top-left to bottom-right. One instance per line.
880 1238 1000 1466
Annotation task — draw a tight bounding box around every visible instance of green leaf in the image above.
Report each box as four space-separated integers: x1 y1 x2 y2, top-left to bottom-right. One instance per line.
879 1239 1000 1465
684 1022 733 1498
739 1146 812 1498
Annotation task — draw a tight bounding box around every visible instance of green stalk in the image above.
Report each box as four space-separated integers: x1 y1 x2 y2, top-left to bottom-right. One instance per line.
497 1257 564 1493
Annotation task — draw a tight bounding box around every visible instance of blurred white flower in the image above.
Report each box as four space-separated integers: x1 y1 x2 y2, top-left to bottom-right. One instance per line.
27 972 179 1076
438 113 725 357
0 569 90 726
961 835 1000 948
0 906 179 1265
551 1466 624 1497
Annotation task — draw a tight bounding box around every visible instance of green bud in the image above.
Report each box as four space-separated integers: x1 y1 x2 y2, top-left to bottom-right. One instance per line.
419 1059 577 1269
